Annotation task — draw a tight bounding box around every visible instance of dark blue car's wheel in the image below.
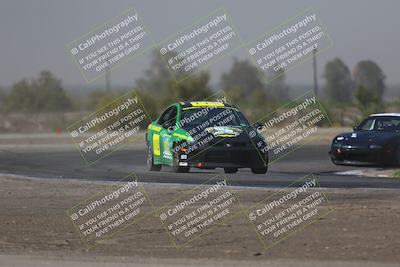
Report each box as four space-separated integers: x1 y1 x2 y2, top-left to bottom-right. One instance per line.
224 167 238 174
396 147 400 166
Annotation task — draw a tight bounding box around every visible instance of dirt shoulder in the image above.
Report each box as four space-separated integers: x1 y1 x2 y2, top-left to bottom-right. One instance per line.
0 174 399 266
334 168 400 179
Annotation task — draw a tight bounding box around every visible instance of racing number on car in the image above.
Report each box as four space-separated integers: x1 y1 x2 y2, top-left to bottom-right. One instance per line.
153 134 161 156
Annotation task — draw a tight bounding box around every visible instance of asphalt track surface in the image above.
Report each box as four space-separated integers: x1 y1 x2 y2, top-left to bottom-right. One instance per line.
1 144 400 189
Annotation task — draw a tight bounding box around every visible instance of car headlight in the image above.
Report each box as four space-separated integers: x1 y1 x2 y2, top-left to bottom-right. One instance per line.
336 136 344 141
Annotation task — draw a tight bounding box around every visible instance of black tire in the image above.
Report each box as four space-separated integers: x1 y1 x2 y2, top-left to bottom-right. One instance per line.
147 144 161 171
251 167 268 174
224 167 238 174
173 148 190 173
395 146 400 166
251 153 268 174
331 157 339 165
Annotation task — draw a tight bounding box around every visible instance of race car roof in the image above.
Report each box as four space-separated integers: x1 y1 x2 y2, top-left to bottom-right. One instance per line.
179 101 233 109
370 113 400 117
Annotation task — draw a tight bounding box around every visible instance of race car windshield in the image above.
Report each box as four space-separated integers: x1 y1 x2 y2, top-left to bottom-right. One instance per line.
179 107 250 130
358 117 400 132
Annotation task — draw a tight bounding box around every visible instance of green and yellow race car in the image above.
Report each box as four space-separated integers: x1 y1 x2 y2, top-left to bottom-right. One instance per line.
145 101 268 174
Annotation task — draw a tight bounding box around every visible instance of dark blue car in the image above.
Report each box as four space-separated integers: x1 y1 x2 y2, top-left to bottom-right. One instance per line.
330 113 400 166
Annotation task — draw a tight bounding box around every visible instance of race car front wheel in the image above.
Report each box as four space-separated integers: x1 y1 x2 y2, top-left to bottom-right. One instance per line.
251 153 268 174
147 144 161 171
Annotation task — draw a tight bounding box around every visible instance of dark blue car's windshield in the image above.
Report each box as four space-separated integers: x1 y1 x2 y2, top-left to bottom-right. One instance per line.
358 117 400 132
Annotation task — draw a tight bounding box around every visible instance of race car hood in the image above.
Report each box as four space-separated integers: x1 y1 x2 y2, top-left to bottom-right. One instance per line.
205 126 243 138
205 125 263 145
176 125 262 146
334 131 399 146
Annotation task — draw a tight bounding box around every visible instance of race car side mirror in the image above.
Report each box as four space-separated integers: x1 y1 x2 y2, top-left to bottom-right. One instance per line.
353 125 359 131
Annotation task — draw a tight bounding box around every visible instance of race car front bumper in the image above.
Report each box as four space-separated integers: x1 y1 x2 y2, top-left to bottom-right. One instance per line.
329 144 395 166
179 142 268 169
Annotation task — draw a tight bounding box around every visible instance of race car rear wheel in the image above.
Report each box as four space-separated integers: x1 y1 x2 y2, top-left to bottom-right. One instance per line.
147 144 161 171
224 167 238 174
251 167 267 174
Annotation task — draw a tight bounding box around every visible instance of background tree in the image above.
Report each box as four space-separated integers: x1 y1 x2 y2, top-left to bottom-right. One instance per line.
324 58 353 102
4 71 72 113
136 49 169 94
88 91 120 111
136 49 181 94
137 49 212 111
353 60 386 106
162 71 212 107
135 89 161 121
32 71 72 112
355 85 381 117
4 80 35 112
220 58 280 121
220 58 266 101
266 65 290 101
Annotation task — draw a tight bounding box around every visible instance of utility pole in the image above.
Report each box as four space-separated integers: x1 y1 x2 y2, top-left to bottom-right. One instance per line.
312 48 318 97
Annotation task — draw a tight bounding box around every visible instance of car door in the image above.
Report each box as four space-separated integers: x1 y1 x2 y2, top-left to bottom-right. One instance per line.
159 106 177 165
152 105 177 165
149 106 172 164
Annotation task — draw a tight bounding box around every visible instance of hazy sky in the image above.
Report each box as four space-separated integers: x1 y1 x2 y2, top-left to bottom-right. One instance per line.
0 0 399 88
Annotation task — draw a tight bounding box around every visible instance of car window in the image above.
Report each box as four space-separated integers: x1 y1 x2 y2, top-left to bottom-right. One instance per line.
157 107 173 126
359 118 375 131
166 107 177 127
358 117 400 132
374 117 400 131
158 106 177 128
